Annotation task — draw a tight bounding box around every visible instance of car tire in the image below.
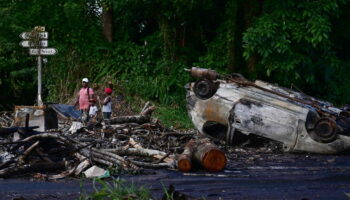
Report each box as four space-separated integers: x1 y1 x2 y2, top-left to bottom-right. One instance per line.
193 79 217 100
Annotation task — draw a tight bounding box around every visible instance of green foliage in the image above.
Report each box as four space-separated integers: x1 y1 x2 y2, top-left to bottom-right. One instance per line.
79 178 151 200
242 0 350 104
155 105 194 129
1 0 350 121
0 0 103 107
195 0 240 73
76 41 191 106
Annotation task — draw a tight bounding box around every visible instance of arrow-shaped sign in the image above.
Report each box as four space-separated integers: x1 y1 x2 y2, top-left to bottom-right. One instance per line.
20 40 48 48
20 32 48 39
29 48 57 56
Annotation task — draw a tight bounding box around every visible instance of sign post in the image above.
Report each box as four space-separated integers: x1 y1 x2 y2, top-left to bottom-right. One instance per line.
37 55 42 106
19 26 57 106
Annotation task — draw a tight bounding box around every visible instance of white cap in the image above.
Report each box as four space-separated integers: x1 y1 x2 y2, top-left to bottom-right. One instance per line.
82 78 89 83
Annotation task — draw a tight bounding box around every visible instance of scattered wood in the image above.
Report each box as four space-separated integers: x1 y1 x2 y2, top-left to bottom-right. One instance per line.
74 160 91 176
194 138 227 172
0 111 14 127
0 102 222 179
129 138 175 167
177 139 196 172
18 141 40 164
0 162 65 178
178 138 227 172
47 166 77 180
140 101 151 114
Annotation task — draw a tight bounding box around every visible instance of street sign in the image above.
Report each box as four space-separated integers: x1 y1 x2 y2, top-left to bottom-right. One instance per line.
20 32 49 39
29 48 57 56
19 26 57 106
20 40 48 48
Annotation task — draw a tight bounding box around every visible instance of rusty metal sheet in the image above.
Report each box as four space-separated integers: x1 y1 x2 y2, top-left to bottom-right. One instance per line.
13 106 58 132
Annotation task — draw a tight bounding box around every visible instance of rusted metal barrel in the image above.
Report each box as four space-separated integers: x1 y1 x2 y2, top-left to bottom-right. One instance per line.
185 67 219 80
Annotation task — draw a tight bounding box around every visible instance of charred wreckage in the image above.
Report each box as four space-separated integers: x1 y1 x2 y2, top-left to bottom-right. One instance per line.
185 67 350 154
1 67 350 180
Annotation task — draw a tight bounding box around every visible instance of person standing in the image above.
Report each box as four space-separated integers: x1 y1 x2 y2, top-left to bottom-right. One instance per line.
88 99 98 119
102 87 113 120
74 78 94 122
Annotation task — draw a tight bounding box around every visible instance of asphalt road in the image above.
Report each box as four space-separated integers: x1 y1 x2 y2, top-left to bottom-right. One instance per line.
1 149 350 200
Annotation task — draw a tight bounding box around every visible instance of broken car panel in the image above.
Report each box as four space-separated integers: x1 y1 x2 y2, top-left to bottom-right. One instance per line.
186 67 350 154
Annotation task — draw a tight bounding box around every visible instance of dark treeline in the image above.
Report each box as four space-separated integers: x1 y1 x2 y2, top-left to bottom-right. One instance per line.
0 0 350 110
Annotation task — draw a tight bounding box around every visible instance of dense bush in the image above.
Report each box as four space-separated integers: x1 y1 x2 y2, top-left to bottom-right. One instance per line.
1 0 350 114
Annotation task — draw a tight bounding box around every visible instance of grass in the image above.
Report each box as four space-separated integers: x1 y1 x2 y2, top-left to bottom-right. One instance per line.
79 178 152 200
110 77 194 129
127 96 194 129
154 105 194 129
79 178 194 200
112 85 194 129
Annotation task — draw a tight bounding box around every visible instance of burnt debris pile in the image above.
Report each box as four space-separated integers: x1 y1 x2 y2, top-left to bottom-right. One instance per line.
0 104 209 179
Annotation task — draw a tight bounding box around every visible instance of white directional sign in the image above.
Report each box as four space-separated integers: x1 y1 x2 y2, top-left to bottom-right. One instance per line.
19 26 57 107
20 40 48 48
20 32 48 39
29 48 57 56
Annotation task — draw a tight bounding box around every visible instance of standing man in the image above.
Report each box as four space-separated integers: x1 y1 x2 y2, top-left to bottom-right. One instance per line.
74 78 94 122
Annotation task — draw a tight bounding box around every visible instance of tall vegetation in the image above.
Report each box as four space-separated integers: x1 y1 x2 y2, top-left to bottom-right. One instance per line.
243 0 350 103
0 0 349 112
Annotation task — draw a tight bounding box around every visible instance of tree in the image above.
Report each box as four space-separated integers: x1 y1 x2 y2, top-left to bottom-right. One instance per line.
1 0 350 109
242 0 350 104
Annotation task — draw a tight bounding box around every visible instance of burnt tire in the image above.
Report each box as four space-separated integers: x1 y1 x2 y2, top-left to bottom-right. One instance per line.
308 117 337 143
193 79 217 100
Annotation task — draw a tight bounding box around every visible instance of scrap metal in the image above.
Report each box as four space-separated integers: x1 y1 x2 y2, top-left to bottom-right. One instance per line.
186 67 350 154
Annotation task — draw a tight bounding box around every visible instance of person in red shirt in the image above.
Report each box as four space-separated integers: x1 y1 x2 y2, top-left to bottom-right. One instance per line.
102 87 113 120
74 78 94 122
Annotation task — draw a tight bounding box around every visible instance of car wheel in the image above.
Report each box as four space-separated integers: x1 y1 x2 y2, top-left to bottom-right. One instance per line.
308 117 337 143
193 79 217 100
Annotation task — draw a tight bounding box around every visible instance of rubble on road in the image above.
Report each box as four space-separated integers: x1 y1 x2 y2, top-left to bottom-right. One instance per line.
0 111 14 127
0 103 204 179
83 165 109 178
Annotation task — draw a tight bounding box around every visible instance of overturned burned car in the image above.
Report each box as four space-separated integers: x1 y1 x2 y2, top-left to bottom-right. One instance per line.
186 67 350 154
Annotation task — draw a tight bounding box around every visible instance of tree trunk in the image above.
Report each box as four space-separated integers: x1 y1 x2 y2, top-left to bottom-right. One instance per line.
193 139 227 172
177 139 195 172
159 16 177 61
102 3 113 42
109 106 155 124
178 139 227 172
243 0 264 74
226 0 240 72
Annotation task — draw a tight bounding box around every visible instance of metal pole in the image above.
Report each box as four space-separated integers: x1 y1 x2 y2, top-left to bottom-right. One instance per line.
37 55 43 106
